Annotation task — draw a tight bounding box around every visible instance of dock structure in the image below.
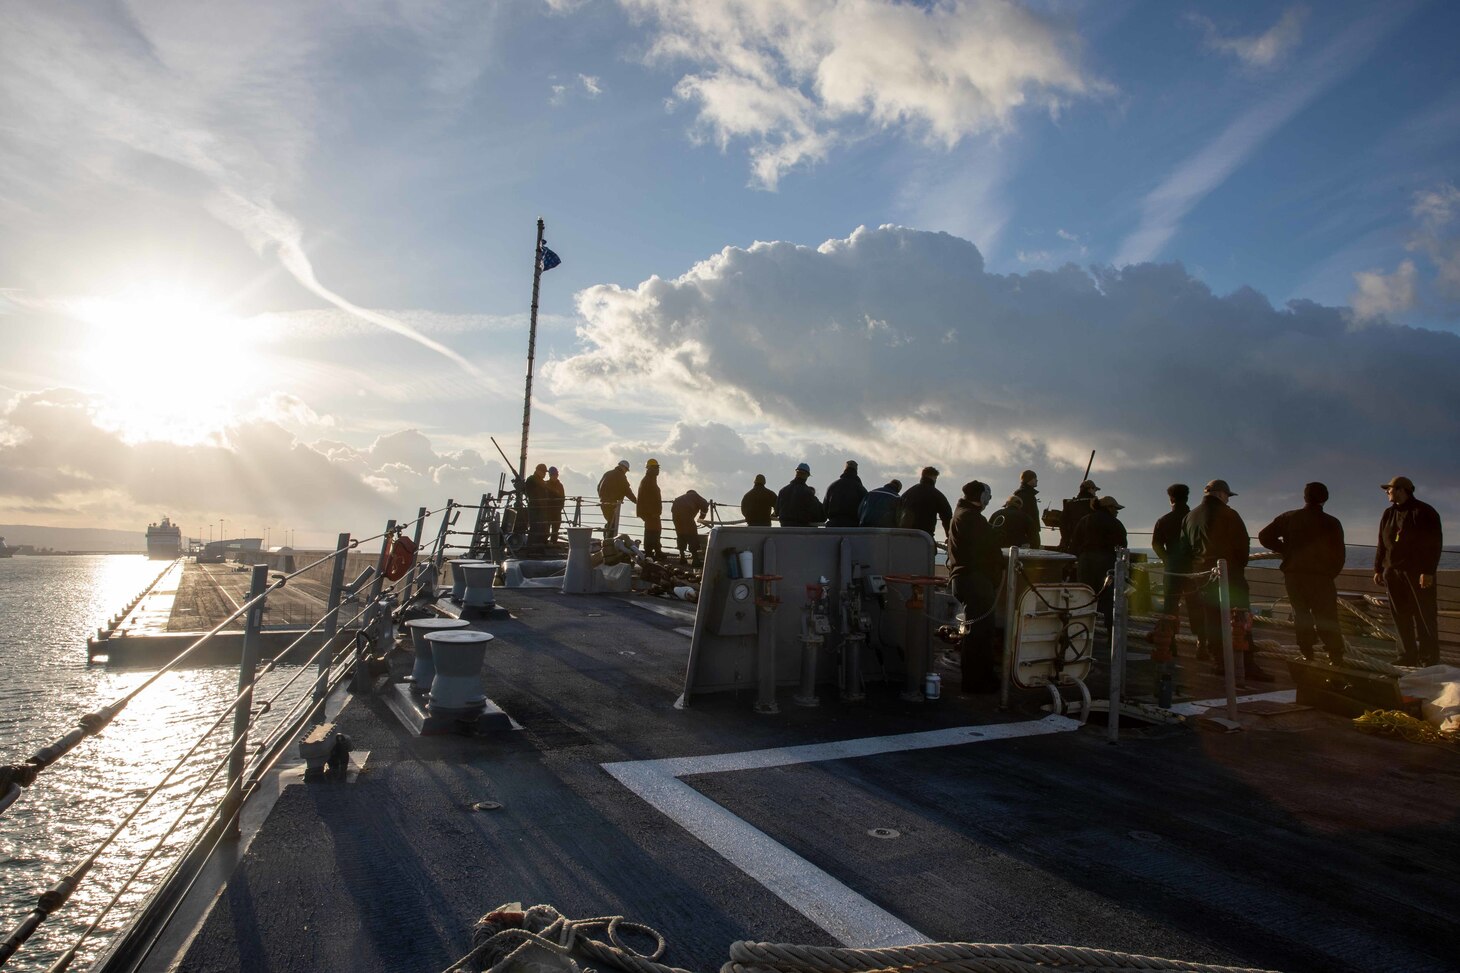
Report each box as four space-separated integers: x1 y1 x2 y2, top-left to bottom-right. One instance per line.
111 579 1459 973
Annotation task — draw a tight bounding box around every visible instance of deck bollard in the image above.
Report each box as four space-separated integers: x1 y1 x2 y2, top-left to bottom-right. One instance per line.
450 558 482 602
460 562 498 609
562 526 595 594
403 617 470 695
426 630 495 717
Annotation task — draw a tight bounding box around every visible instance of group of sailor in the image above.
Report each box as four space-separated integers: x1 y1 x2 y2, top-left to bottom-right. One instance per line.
520 458 1445 690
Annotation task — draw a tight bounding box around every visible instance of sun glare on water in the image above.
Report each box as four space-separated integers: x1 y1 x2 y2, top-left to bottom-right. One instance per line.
73 286 263 442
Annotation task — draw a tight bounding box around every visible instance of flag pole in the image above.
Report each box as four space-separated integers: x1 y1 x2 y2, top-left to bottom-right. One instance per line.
517 217 545 512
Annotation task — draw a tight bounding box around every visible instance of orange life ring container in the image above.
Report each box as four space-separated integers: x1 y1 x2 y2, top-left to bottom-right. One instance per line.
384 535 418 581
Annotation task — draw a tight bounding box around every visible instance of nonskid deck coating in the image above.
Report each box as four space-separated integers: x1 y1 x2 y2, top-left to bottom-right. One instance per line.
173 587 1460 973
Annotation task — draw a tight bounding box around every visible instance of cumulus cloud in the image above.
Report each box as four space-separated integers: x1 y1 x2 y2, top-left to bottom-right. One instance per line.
580 74 603 96
625 0 1101 188
550 224 1460 527
1351 183 1460 322
0 388 505 542
1190 6 1308 70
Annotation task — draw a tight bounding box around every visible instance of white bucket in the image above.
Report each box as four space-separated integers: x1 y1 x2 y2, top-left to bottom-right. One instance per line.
737 550 754 579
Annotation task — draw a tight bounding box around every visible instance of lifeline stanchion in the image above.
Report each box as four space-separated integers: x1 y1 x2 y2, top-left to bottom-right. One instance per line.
999 545 1021 711
1107 548 1129 744
311 532 351 724
1217 558 1239 723
224 564 267 840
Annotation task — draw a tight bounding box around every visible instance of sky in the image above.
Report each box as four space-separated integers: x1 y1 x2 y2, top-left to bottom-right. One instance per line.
2 0 1459 549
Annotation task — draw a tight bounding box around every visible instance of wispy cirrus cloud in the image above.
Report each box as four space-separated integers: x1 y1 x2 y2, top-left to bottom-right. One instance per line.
624 0 1104 188
1114 9 1405 267
1189 5 1309 70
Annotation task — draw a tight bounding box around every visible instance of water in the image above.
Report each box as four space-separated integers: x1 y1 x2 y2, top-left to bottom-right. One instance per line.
0 556 317 971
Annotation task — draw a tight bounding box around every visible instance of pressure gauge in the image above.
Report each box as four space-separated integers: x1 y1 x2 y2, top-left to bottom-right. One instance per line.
732 582 752 602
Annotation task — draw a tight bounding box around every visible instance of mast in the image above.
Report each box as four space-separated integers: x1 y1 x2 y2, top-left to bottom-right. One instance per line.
517 217 545 511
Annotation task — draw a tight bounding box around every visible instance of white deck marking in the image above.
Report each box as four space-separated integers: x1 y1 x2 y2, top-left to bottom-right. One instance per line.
1169 689 1296 716
602 714 1081 947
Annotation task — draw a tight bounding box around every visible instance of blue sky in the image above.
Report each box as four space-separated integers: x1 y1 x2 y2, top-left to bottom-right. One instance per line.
2 0 1458 544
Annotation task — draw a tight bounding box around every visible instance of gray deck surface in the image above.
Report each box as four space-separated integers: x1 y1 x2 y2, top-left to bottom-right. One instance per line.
175 588 1460 973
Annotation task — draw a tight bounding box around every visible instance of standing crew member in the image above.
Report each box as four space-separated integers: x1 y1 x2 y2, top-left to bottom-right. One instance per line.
988 495 1031 548
596 460 636 542
1259 482 1346 665
899 467 953 540
636 459 663 557
1373 476 1444 667
1014 470 1043 549
740 474 777 527
824 460 867 528
1070 496 1127 630
858 480 903 528
777 463 825 527
1058 479 1100 552
544 467 566 543
522 463 551 547
947 480 1004 693
1151 484 1199 641
1184 479 1271 680
671 489 711 562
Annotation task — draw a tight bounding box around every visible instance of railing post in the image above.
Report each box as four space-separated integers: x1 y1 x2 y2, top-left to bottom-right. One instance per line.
353 521 395 692
1218 558 1238 721
1107 548 1129 743
572 496 582 527
468 493 490 558
312 532 351 722
225 564 268 838
404 506 427 602
1000 546 1021 711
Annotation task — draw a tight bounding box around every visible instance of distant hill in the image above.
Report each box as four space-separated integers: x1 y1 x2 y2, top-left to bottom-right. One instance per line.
0 524 147 553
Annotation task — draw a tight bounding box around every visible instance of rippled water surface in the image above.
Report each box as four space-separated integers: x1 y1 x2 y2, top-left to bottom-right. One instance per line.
0 556 315 972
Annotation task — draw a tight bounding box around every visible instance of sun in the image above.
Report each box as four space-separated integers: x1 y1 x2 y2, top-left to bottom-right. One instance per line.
70 285 263 442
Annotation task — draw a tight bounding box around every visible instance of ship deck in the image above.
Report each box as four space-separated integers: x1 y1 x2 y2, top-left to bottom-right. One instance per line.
154 586 1459 973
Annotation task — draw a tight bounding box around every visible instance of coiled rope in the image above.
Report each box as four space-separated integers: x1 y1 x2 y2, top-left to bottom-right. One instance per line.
443 904 1285 973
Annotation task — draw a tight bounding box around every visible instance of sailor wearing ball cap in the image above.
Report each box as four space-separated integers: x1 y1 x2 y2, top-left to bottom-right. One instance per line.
596 459 637 541
636 458 663 557
777 463 825 527
947 480 1003 693
1182 479 1272 680
1070 495 1128 630
1374 475 1444 666
544 466 566 543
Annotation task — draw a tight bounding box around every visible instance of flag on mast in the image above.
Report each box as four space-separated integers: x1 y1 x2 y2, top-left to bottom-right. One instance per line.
539 242 562 272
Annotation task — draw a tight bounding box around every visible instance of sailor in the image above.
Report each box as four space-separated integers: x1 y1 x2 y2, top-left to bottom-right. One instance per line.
777 463 825 527
947 480 1003 693
522 463 551 547
1183 479 1272 680
898 467 953 540
1070 495 1127 630
544 466 566 543
671 489 711 562
1151 484 1200 645
1014 470 1042 549
1258 482 1347 665
596 460 636 542
823 460 867 528
636 459 663 557
1373 476 1444 667
1058 479 1100 552
740 474 778 527
988 495 1030 548
858 479 903 528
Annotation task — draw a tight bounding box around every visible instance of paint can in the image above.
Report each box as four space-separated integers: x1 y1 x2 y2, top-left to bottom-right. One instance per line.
924 672 941 700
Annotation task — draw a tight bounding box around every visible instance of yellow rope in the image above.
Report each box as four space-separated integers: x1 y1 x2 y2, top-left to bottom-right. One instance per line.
1352 709 1458 747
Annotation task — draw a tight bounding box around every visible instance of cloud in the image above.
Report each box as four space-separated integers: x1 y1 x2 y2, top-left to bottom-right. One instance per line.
1351 182 1460 321
625 0 1102 188
1190 6 1308 70
580 74 603 96
0 388 506 541
550 224 1460 527
1115 11 1398 267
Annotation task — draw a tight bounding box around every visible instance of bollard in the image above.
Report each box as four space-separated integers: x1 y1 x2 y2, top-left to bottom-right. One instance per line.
449 559 482 602
460 562 498 609
404 617 469 695
562 526 596 594
426 630 495 717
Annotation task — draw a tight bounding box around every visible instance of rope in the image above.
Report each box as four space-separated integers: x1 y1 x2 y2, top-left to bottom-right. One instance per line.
1353 709 1458 747
439 905 1285 973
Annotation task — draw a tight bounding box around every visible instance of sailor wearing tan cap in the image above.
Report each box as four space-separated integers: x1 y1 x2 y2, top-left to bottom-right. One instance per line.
1070 495 1127 630
1374 476 1444 667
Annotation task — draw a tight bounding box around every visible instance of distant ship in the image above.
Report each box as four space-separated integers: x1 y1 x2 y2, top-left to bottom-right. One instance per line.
145 517 182 560
0 536 11 558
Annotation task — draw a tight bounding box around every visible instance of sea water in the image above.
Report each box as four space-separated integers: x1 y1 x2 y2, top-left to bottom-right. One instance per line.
0 555 315 972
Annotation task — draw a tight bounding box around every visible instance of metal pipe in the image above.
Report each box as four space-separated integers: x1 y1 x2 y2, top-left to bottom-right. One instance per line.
518 217 546 514
754 539 779 714
1218 559 1237 722
900 582 926 703
1107 548 1129 744
1000 545 1021 710
404 506 427 602
224 564 267 839
311 532 350 722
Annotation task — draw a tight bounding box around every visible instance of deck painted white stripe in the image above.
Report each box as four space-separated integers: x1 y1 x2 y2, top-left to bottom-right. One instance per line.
602 714 1082 947
1169 689 1296 716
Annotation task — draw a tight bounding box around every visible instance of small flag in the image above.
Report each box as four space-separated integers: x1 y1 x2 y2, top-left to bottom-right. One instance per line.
539 243 562 272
